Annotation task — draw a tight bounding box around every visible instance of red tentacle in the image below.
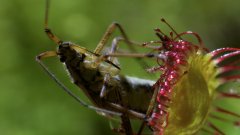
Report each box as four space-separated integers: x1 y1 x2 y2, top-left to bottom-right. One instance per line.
207 122 225 135
215 106 240 118
173 31 204 48
214 51 240 64
220 66 240 73
221 75 240 81
210 48 240 58
218 92 240 99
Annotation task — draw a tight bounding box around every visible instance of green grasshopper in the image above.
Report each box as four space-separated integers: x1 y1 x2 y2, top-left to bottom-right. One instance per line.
36 0 159 134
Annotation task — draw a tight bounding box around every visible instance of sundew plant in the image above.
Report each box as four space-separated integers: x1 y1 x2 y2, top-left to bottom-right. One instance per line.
143 19 240 135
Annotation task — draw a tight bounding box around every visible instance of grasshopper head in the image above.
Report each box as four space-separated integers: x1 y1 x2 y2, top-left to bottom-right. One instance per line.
57 42 86 63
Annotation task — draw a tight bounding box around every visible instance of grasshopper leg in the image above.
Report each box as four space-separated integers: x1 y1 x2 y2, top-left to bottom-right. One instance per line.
44 0 63 45
100 73 111 98
121 114 133 135
94 22 151 68
94 22 142 54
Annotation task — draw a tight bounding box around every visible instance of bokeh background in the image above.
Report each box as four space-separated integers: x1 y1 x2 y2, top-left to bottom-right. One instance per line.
0 0 240 135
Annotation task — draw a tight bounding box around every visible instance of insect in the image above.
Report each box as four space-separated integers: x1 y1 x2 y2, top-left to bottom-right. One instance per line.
37 0 240 135
37 0 159 135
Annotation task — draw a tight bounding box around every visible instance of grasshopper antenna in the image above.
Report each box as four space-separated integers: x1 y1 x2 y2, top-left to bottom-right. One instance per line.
45 0 62 45
45 0 50 28
160 18 205 47
160 18 183 40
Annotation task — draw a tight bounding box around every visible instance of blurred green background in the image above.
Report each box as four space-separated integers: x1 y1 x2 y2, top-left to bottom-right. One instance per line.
0 0 240 135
